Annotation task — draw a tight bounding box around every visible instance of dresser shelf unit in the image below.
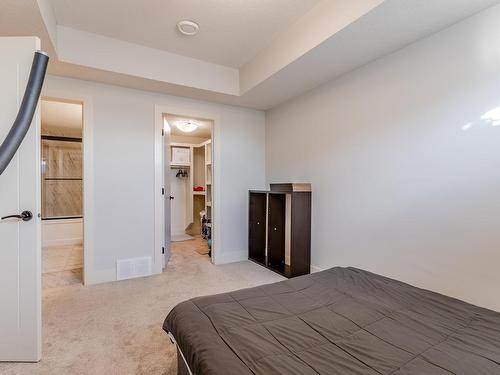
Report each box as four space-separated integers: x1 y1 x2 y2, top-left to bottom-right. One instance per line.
248 184 311 278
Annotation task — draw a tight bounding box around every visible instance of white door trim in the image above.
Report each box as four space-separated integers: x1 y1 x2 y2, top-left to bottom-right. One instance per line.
41 95 92 285
154 105 165 272
154 104 221 271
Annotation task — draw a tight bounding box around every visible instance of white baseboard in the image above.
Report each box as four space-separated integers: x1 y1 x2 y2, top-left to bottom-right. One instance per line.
310 264 325 273
215 250 247 264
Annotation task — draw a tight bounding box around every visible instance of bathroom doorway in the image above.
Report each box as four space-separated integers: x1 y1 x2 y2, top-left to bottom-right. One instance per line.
40 99 84 288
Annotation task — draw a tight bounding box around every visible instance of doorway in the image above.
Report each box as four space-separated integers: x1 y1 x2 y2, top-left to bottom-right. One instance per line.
163 113 214 263
40 99 84 287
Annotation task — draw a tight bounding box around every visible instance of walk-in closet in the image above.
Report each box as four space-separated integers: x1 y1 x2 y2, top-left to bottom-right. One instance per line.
164 114 213 259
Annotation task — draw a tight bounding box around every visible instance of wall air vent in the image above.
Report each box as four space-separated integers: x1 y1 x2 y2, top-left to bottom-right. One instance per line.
116 256 152 281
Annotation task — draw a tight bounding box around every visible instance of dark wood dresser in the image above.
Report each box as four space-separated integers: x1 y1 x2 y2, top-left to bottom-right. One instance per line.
248 183 311 278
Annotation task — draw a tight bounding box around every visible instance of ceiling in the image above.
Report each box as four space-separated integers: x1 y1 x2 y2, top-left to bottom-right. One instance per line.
48 0 320 68
2 0 500 109
41 100 83 130
164 114 212 139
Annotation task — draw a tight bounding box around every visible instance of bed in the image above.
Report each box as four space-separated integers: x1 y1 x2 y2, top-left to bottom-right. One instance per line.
163 267 500 374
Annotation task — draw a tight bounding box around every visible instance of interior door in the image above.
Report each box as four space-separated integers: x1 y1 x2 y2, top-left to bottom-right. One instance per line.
0 37 42 361
163 120 172 266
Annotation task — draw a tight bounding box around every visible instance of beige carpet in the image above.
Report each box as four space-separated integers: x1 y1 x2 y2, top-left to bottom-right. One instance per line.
190 235 210 255
42 245 84 289
43 245 83 273
0 240 284 375
170 234 194 242
43 268 83 289
169 235 210 256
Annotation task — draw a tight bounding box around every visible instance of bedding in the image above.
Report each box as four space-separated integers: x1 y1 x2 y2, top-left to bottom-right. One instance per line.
163 267 500 374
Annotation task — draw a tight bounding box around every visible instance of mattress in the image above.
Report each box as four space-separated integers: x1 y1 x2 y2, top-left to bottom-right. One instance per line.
163 267 500 374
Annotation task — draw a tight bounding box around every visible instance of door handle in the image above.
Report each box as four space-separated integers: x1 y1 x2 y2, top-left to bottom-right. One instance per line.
169 195 174 200
1 210 33 222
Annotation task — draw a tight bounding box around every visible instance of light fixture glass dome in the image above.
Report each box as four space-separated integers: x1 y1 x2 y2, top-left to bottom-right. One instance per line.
175 119 199 133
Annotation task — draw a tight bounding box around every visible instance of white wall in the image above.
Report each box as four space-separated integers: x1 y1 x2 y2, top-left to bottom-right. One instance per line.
266 5 500 311
43 76 265 285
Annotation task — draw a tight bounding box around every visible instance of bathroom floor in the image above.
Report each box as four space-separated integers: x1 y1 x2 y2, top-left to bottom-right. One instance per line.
42 245 83 288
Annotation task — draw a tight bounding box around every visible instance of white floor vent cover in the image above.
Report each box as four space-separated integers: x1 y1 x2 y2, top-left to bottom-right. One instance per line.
116 256 152 281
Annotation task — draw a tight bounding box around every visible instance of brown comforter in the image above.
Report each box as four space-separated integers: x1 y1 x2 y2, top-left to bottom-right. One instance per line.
163 267 500 374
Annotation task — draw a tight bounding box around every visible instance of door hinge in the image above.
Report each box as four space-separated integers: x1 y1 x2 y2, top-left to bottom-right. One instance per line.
161 128 165 136
162 187 165 195
162 247 165 254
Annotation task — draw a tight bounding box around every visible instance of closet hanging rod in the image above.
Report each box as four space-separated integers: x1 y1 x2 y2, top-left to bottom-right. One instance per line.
170 164 191 169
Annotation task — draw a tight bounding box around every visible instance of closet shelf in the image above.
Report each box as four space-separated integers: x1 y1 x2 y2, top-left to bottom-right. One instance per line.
170 163 190 168
193 191 206 195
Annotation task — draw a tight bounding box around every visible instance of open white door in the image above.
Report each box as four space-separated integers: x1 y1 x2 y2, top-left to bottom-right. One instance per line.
163 120 172 266
0 37 42 361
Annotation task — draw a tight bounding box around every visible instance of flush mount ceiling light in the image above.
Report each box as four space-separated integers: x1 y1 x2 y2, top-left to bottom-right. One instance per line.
175 119 199 133
177 20 199 36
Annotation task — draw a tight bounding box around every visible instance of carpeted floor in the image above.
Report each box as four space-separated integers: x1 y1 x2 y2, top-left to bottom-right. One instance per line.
43 245 83 274
42 244 84 289
177 234 210 255
170 234 194 242
0 238 284 374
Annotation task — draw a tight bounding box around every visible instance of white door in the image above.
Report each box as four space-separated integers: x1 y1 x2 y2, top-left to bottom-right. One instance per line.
0 37 42 361
163 123 172 266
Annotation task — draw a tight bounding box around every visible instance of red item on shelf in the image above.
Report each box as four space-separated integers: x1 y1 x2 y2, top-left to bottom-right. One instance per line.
193 186 204 191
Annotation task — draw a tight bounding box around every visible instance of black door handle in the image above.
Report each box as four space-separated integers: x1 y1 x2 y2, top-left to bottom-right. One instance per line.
1 210 33 221
169 195 174 200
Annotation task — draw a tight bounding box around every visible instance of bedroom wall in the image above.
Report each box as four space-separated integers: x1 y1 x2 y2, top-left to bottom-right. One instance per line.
43 76 266 284
265 4 500 311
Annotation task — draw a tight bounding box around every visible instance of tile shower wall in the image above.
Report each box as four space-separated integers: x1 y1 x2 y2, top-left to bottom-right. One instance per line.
41 139 83 218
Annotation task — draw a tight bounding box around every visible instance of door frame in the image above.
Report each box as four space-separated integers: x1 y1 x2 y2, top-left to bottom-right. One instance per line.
41 95 92 285
154 104 221 272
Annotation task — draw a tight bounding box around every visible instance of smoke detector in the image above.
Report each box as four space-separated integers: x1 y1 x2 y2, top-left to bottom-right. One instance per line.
177 20 199 36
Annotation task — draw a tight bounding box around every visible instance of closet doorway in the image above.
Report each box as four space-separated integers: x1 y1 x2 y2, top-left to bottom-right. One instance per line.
163 114 214 263
40 99 84 287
